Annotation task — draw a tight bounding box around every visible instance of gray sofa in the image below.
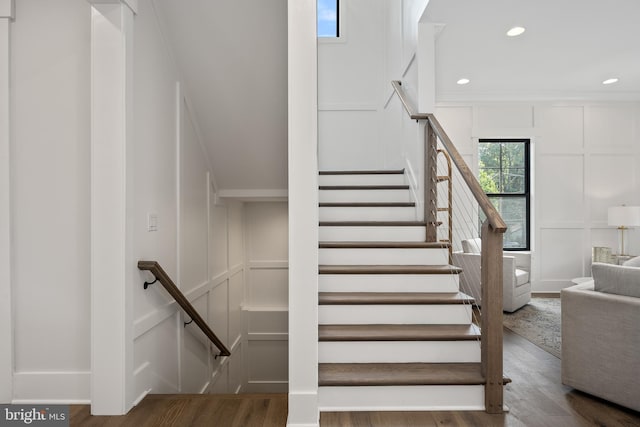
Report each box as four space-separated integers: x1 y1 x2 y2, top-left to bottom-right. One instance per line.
561 257 640 412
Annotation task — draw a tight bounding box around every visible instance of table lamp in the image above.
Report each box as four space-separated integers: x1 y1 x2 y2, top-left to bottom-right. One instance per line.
608 205 640 256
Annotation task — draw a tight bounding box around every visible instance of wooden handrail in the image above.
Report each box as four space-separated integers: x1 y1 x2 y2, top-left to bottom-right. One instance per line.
426 114 507 233
138 260 231 357
391 80 506 414
390 80 507 233
390 81 429 120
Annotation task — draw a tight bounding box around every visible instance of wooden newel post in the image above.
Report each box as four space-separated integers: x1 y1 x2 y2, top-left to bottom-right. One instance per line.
481 220 504 413
424 122 438 242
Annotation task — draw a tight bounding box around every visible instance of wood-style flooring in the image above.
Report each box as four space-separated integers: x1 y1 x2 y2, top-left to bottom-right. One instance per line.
70 328 640 426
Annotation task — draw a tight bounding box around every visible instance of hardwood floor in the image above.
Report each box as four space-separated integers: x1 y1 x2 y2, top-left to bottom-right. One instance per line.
70 329 640 426
320 329 640 426
70 394 287 427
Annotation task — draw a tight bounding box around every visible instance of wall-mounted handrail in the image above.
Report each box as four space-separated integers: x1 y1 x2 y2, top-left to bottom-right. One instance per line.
138 260 231 357
390 80 506 414
390 80 430 120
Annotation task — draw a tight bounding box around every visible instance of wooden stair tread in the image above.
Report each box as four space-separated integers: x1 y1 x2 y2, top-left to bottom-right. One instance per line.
320 202 415 207
319 241 449 249
319 264 462 275
319 221 425 227
319 324 481 341
319 363 486 386
319 185 410 190
320 170 405 175
319 292 474 305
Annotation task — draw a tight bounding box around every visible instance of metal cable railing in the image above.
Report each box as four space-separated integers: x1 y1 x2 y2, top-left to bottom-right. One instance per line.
390 80 507 414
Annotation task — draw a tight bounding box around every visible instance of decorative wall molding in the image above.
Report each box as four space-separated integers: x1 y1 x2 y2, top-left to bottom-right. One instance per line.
318 104 378 112
248 260 289 269
0 0 14 19
87 0 137 15
217 189 288 201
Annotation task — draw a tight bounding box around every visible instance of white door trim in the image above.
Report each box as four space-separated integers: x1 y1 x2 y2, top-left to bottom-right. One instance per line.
0 0 14 404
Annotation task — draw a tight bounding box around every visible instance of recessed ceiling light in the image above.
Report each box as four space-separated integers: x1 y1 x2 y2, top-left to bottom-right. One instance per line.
506 26 526 37
457 78 470 85
602 78 619 85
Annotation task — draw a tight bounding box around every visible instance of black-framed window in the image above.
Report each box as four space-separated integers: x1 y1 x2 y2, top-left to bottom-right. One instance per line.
318 0 339 38
478 139 530 250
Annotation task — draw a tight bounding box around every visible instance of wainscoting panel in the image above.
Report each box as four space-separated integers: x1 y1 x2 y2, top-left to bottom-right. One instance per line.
133 313 179 395
587 154 638 221
539 228 585 289
248 266 288 307
434 107 473 152
537 155 585 224
475 105 534 130
536 106 584 153
585 105 636 151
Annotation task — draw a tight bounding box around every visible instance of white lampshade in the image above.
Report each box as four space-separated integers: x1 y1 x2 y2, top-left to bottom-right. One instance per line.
608 206 640 227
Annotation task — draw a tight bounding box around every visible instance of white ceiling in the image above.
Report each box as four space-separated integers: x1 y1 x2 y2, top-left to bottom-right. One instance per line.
152 0 639 192
424 0 640 101
153 0 288 192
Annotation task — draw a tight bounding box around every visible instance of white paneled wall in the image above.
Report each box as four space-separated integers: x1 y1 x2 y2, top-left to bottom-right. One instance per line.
130 0 247 402
318 0 387 170
5 0 275 407
243 202 289 393
435 103 640 292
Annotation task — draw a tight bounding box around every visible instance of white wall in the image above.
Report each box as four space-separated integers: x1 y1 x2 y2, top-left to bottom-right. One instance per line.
131 0 244 402
318 0 388 170
435 102 640 292
243 202 288 393
6 0 249 406
318 0 430 220
10 0 91 402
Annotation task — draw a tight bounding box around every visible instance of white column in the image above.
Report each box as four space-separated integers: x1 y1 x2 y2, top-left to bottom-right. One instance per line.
0 0 13 404
88 0 136 415
417 22 437 113
287 0 319 426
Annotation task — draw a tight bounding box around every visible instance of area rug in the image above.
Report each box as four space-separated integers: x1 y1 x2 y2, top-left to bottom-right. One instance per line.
503 298 561 358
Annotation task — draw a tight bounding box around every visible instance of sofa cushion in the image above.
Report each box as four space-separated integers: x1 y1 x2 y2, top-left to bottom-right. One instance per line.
592 262 640 298
515 268 529 287
462 238 482 254
623 255 640 268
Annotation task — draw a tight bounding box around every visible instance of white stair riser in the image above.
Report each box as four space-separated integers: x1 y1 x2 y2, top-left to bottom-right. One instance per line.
319 248 449 265
320 207 417 222
319 190 412 203
319 226 426 242
318 385 484 412
319 274 460 293
319 341 480 363
319 305 472 325
320 174 406 186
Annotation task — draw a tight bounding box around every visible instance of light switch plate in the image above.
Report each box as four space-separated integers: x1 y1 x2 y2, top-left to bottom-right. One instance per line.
147 213 158 232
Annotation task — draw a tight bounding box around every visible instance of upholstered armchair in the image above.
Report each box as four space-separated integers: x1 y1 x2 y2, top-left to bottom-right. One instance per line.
451 238 532 312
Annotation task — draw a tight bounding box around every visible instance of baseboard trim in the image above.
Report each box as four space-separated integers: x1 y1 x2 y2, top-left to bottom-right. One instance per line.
532 292 560 298
286 390 319 427
13 371 90 404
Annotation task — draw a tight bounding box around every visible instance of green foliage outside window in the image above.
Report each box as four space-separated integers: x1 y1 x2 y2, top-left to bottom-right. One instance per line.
478 140 530 250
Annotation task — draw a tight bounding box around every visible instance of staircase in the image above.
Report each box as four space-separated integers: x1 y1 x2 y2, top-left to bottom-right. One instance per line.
317 169 505 412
